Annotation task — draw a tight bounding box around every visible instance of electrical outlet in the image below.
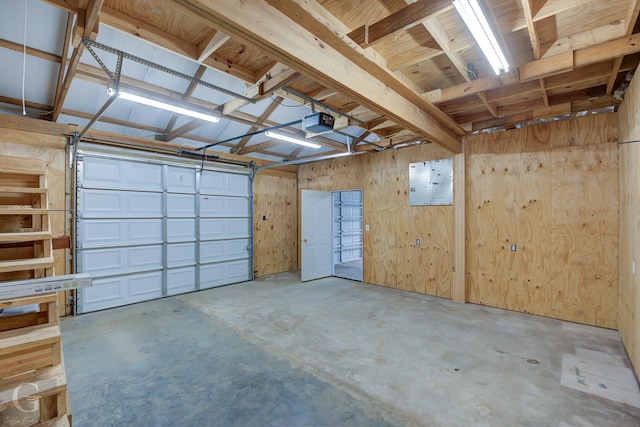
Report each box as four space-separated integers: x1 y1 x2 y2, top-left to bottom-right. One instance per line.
416 239 420 245
633 261 636 276
365 224 370 232
511 245 517 252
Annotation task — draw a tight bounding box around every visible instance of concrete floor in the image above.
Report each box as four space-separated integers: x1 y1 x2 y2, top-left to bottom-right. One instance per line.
62 272 640 426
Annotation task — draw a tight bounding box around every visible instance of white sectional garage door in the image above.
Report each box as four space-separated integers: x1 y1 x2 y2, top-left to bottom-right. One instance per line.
76 150 252 313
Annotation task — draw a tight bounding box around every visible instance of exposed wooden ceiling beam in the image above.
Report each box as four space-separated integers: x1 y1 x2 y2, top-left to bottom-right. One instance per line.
347 0 452 48
0 38 61 63
164 65 208 134
100 6 256 83
606 0 640 94
197 30 231 63
53 13 74 119
198 0 462 151
222 63 298 116
540 19 627 59
41 0 79 13
521 0 541 59
52 0 104 121
520 33 640 81
237 140 281 155
0 96 53 112
62 108 165 134
231 96 282 153
285 146 304 160
533 0 597 22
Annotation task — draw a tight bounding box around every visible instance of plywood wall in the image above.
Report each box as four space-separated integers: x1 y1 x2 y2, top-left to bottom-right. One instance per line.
0 125 69 312
617 74 640 374
253 172 298 277
466 114 619 328
299 144 455 298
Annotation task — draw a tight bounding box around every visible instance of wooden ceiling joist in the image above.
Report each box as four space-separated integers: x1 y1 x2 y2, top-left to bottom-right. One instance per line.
347 0 452 48
192 0 462 152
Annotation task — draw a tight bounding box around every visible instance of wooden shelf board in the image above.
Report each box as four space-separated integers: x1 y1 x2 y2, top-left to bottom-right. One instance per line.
0 257 54 273
0 324 60 356
0 231 52 243
0 208 50 215
0 187 47 194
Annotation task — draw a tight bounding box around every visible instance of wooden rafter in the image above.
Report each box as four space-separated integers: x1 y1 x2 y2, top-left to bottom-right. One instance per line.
164 65 207 135
53 13 74 118
231 96 282 153
520 33 640 81
347 0 452 48
100 6 256 83
606 0 640 94
52 0 104 121
197 30 231 63
190 0 461 151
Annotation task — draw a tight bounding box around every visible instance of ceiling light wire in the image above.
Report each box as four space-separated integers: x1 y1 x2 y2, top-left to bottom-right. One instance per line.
21 0 28 115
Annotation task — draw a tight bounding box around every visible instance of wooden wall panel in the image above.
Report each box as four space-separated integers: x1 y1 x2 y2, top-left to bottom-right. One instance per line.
617 70 640 374
299 144 455 299
466 114 619 328
253 173 298 277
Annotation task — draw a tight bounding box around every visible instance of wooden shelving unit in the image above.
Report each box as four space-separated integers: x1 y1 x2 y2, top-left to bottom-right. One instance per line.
0 293 71 426
0 156 70 425
0 158 54 282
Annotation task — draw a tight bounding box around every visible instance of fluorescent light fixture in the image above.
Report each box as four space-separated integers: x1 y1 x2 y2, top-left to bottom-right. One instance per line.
118 90 220 123
453 0 509 75
265 131 321 149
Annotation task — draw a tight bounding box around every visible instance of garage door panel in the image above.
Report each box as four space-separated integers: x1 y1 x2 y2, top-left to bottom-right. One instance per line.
81 189 163 218
80 271 163 312
200 260 250 289
167 243 196 268
79 219 163 248
82 157 163 191
200 196 249 217
167 219 196 242
200 218 249 240
77 150 252 313
167 194 196 217
200 171 248 196
80 245 163 277
200 239 249 264
167 267 196 296
166 167 195 193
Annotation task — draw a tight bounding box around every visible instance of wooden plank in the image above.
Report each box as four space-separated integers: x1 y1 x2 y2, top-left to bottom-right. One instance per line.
0 208 50 215
0 257 55 274
0 187 47 194
174 0 462 152
521 0 541 59
0 38 62 64
0 294 57 309
521 33 640 82
347 0 451 47
519 50 574 82
0 157 45 175
0 232 52 243
0 373 66 411
197 29 231 62
0 325 60 356
453 152 465 303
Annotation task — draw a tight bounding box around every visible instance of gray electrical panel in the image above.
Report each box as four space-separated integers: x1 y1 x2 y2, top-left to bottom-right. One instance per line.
409 158 453 206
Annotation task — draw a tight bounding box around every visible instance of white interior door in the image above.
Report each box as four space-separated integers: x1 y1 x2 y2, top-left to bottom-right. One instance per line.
301 190 332 281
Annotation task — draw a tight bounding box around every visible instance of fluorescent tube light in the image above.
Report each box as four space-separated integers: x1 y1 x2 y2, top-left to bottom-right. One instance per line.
265 131 321 149
453 0 509 75
118 91 220 123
